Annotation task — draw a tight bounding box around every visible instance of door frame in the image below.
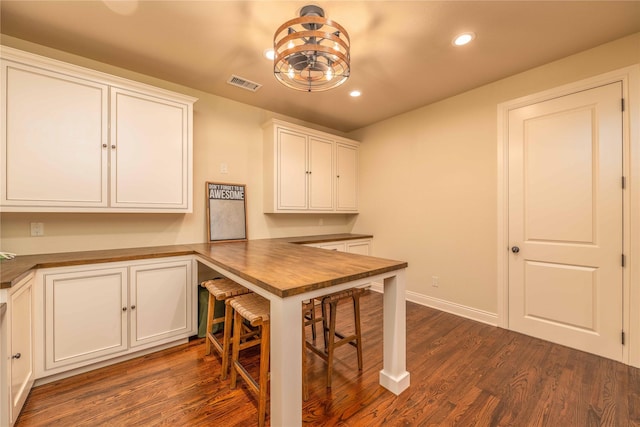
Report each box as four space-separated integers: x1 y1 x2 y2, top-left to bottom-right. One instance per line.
497 65 640 366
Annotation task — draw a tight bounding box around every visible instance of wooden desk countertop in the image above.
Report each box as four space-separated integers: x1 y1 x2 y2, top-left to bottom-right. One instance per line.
0 234 406 296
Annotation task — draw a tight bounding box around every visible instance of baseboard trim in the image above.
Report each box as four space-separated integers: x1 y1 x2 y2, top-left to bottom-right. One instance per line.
369 282 498 326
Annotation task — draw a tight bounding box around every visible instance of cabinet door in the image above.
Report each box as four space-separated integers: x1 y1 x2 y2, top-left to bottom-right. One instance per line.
1 60 108 207
346 240 371 256
110 88 189 210
45 268 128 371
316 242 346 252
336 143 358 211
129 260 193 348
277 128 308 210
8 276 34 425
308 137 334 210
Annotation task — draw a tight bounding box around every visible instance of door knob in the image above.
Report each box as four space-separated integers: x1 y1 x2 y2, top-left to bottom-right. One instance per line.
511 246 520 253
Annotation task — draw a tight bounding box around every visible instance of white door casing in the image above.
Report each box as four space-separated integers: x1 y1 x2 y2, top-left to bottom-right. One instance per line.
498 65 640 366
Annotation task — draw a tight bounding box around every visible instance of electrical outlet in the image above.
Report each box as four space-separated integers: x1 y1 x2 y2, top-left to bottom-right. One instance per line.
30 222 44 236
220 163 228 174
432 276 439 287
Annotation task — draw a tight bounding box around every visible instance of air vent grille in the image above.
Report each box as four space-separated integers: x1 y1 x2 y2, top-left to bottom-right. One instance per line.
227 75 262 92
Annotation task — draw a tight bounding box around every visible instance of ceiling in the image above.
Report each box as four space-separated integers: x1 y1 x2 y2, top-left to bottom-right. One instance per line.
1 1 639 133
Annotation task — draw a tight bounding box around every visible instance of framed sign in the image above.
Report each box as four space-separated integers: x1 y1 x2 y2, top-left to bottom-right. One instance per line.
206 182 247 242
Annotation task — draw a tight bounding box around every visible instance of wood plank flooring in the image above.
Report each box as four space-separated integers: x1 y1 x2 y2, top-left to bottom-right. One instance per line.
16 291 640 426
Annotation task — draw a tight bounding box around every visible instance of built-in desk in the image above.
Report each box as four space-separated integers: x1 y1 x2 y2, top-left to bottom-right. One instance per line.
191 240 409 426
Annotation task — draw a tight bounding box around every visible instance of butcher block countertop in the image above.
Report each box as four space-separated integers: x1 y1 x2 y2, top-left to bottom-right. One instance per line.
0 234 405 296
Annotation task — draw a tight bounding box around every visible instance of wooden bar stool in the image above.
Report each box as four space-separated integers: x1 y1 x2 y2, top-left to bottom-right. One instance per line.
302 287 366 400
200 278 250 379
228 293 270 427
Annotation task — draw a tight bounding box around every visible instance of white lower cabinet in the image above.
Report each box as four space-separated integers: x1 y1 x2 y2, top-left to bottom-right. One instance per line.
345 240 371 256
44 267 128 371
308 238 372 256
35 257 196 379
129 261 192 348
0 272 35 427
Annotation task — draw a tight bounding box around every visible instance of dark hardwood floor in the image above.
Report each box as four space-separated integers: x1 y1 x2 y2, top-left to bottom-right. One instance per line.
16 291 640 426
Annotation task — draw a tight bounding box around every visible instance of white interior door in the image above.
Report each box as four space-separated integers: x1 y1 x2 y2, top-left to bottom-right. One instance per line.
508 82 623 361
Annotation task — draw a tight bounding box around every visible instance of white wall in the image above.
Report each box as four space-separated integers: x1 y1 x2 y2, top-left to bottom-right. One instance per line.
350 33 640 319
0 36 358 255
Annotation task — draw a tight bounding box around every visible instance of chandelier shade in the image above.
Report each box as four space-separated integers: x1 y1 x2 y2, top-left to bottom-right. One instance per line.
273 5 350 92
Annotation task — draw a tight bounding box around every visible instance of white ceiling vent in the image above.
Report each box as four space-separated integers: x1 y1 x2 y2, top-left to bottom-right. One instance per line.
227 75 262 92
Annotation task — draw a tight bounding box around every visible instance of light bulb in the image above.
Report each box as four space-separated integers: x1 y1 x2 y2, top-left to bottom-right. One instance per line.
453 32 475 46
288 67 295 79
326 69 333 81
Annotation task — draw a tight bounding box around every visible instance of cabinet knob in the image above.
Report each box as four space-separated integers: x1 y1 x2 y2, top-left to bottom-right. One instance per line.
122 307 127 312
111 144 116 149
102 143 107 148
511 246 520 253
337 175 340 178
131 305 136 310
12 353 21 359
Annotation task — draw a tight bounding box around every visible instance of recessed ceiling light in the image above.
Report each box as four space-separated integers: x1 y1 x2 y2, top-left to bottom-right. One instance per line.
453 32 476 46
349 90 361 97
264 49 275 60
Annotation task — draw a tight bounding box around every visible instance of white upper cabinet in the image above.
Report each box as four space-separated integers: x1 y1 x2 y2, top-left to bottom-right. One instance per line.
308 136 334 210
110 88 189 209
1 60 109 208
263 119 359 213
336 142 358 212
0 46 196 213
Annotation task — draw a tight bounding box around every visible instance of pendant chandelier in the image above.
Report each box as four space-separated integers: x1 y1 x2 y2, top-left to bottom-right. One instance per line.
273 5 350 92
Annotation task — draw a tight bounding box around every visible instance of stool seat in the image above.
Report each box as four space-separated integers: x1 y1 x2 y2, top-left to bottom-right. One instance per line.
230 293 270 325
200 277 250 379
202 278 250 300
